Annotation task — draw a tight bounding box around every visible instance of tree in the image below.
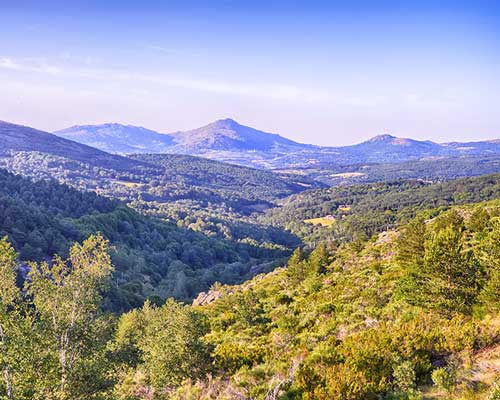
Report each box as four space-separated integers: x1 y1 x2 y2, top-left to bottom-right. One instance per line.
142 300 210 390
0 238 19 400
25 233 114 399
423 225 482 316
286 247 306 283
399 211 482 317
114 299 211 397
309 244 329 275
478 218 500 310
396 215 426 270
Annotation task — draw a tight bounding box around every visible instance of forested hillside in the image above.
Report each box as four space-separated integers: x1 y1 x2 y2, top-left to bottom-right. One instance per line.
280 155 500 186
0 169 296 311
260 174 500 245
4 119 500 399
164 203 500 399
3 198 500 399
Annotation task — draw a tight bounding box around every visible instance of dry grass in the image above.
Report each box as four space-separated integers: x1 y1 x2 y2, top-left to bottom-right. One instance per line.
115 180 142 188
304 217 336 227
421 318 500 399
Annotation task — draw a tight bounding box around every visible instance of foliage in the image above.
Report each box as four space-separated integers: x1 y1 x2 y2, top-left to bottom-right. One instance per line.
0 234 115 400
260 173 500 244
392 361 416 392
431 367 457 394
0 169 295 311
113 300 211 398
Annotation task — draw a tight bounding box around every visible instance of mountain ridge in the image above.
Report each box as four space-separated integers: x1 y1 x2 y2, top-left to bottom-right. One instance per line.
0 120 142 170
47 118 500 168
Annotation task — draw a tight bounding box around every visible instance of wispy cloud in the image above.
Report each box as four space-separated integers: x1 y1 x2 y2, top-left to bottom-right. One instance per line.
0 56 330 103
0 57 62 75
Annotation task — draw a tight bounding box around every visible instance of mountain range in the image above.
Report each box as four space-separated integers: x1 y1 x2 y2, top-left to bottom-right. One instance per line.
0 119 321 206
54 118 500 168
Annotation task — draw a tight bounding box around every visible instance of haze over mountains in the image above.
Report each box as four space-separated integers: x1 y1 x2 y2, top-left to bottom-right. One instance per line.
3 118 500 190
55 118 500 168
0 120 319 201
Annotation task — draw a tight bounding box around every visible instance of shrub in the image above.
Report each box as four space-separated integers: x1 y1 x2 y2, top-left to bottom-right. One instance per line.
393 361 416 392
431 367 457 393
487 382 500 400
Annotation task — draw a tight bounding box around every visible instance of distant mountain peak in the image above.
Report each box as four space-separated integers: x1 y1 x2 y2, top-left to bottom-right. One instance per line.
216 117 239 124
54 123 174 153
202 118 244 130
368 134 396 142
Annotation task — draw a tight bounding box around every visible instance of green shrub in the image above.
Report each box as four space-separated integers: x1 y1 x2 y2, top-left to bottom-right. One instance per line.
393 361 416 392
431 367 457 393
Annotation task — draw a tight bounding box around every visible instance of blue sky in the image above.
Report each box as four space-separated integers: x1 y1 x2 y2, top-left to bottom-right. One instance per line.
0 0 499 145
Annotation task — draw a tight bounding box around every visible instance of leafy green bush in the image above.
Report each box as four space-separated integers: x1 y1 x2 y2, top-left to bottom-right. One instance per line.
431 367 457 393
393 361 416 392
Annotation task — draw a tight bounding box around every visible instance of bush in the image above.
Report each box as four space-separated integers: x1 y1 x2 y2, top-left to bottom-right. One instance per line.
431 367 457 393
487 382 500 400
393 361 416 392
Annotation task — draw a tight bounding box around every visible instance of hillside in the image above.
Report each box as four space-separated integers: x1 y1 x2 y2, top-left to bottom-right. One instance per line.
260 173 500 244
165 202 500 399
9 198 499 399
0 168 299 311
280 154 500 186
0 120 141 170
54 118 500 169
0 121 320 210
0 121 318 310
4 159 500 398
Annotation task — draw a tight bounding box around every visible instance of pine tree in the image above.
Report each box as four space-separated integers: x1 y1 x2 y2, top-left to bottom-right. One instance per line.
478 218 500 311
309 243 329 275
396 215 426 270
399 211 482 316
287 247 307 283
423 225 481 316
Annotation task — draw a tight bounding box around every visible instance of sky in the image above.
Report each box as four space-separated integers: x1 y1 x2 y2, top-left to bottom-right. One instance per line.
0 0 499 146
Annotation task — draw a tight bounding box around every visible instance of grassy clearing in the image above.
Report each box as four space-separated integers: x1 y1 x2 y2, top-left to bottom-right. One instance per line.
115 180 142 188
304 216 336 227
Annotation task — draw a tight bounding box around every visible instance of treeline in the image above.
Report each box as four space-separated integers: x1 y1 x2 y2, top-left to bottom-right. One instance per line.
1 151 320 216
130 153 321 202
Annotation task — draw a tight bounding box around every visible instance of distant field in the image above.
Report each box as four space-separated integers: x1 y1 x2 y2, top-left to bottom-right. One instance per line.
115 180 142 188
304 216 336 227
330 172 366 178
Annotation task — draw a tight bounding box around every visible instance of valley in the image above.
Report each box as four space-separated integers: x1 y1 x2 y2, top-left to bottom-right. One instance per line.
1 118 500 399
2 2 498 398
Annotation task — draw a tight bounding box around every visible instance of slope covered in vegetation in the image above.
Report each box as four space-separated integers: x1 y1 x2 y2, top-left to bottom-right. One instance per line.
4 199 500 399
0 169 296 311
140 202 500 399
261 173 500 244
